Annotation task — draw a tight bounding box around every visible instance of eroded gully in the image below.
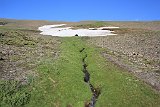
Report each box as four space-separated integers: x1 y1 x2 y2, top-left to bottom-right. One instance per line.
79 48 101 107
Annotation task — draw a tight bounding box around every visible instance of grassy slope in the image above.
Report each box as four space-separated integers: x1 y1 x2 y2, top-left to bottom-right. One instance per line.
27 37 91 107
26 37 160 107
1 20 160 107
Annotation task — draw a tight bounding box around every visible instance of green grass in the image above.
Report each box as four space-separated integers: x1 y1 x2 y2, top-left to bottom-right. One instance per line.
28 37 160 107
26 37 91 107
0 80 31 107
1 36 160 107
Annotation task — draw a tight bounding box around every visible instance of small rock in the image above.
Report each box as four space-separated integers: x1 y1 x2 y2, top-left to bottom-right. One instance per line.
10 70 15 73
0 57 4 60
133 52 136 55
75 34 78 36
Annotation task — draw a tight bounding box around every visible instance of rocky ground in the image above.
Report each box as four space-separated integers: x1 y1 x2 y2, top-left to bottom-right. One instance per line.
0 28 60 84
87 26 160 91
103 21 160 31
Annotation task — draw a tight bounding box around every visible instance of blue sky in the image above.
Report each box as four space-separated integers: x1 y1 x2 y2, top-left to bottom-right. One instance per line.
1 0 160 21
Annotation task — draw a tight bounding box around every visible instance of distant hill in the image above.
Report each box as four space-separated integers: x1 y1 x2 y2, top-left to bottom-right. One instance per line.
1 18 160 31
0 18 70 30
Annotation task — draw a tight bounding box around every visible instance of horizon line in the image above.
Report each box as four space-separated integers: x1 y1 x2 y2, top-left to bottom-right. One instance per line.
0 17 160 22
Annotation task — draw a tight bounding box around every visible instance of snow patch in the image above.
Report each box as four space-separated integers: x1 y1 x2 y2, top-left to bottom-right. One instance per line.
38 24 118 37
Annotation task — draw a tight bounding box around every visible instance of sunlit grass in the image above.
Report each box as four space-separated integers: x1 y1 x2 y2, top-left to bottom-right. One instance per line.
28 37 160 107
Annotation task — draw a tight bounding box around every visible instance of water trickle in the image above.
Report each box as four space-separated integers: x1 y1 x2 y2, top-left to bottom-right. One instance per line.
80 48 101 107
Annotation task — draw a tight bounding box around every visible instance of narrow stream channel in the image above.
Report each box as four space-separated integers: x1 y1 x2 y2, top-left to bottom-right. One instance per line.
80 48 101 107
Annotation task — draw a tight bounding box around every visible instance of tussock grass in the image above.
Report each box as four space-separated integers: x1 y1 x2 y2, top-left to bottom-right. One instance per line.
0 80 31 107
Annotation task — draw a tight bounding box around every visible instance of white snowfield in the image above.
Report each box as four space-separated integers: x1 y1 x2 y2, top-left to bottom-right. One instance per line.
38 24 119 37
